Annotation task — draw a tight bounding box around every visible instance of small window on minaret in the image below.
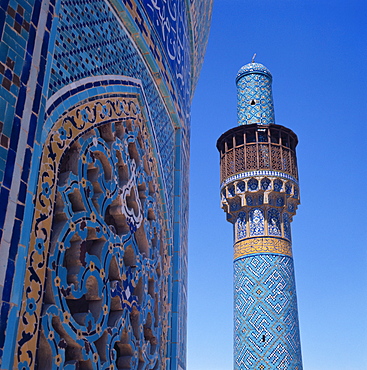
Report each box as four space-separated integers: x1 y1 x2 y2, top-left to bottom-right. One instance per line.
262 335 266 342
250 99 256 105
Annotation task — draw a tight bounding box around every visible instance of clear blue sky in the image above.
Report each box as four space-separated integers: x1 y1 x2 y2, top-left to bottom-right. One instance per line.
188 1 367 369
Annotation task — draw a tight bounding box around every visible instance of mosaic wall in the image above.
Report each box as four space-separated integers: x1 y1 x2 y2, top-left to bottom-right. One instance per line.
15 91 173 370
0 0 213 368
218 62 303 369
234 254 302 370
221 170 303 370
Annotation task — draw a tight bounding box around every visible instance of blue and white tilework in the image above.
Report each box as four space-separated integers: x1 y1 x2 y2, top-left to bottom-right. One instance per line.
234 255 302 369
273 179 283 192
246 195 253 207
219 62 303 369
0 0 57 365
40 116 168 369
0 0 213 368
283 213 291 241
237 180 246 193
228 184 236 197
276 196 284 207
249 208 264 236
48 0 177 214
268 208 281 236
261 177 271 191
236 211 246 241
236 62 275 126
221 170 298 190
248 178 258 191
285 182 292 195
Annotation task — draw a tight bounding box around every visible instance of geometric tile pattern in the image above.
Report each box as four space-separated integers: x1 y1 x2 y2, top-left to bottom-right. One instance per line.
221 170 298 189
0 0 214 368
0 0 58 365
283 213 292 241
15 94 171 370
17 95 170 369
223 175 298 248
188 0 214 91
142 0 191 109
236 63 275 126
219 61 303 370
268 208 281 236
236 212 247 241
234 255 302 369
41 121 168 368
50 0 192 110
249 208 265 236
49 0 176 215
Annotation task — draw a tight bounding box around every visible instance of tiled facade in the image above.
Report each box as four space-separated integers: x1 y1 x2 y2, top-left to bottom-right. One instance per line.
0 0 213 369
217 62 303 369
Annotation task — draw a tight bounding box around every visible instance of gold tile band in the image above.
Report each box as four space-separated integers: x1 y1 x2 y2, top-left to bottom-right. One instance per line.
234 237 292 259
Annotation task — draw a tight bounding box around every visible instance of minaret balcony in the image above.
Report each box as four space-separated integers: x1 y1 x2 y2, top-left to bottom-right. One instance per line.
217 123 299 185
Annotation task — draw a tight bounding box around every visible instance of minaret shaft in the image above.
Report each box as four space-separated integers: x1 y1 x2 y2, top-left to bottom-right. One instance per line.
236 63 275 126
217 62 303 369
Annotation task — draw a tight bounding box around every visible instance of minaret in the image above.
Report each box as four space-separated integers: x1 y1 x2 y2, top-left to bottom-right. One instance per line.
217 61 303 369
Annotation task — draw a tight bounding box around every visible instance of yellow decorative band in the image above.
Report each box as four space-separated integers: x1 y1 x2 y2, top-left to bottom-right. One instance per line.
234 237 292 259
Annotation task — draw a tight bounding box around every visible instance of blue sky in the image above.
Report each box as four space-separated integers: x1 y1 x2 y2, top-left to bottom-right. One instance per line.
187 1 367 369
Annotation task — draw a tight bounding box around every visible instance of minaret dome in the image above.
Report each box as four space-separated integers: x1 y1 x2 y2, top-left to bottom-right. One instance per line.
236 62 272 81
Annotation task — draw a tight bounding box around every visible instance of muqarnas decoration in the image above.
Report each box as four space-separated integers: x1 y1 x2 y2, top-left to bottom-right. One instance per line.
17 96 170 369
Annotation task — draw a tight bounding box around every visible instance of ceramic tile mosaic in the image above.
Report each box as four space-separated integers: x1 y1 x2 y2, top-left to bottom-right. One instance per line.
0 0 213 368
234 255 302 369
15 94 172 369
218 62 303 369
236 62 275 126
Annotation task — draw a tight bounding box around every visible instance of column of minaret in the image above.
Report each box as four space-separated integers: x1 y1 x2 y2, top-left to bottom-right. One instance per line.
217 62 303 369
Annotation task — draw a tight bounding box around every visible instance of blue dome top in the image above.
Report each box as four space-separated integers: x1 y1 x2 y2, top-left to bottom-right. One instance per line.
236 62 272 82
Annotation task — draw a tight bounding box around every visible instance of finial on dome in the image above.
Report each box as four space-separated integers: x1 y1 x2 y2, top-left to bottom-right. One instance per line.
251 53 256 63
